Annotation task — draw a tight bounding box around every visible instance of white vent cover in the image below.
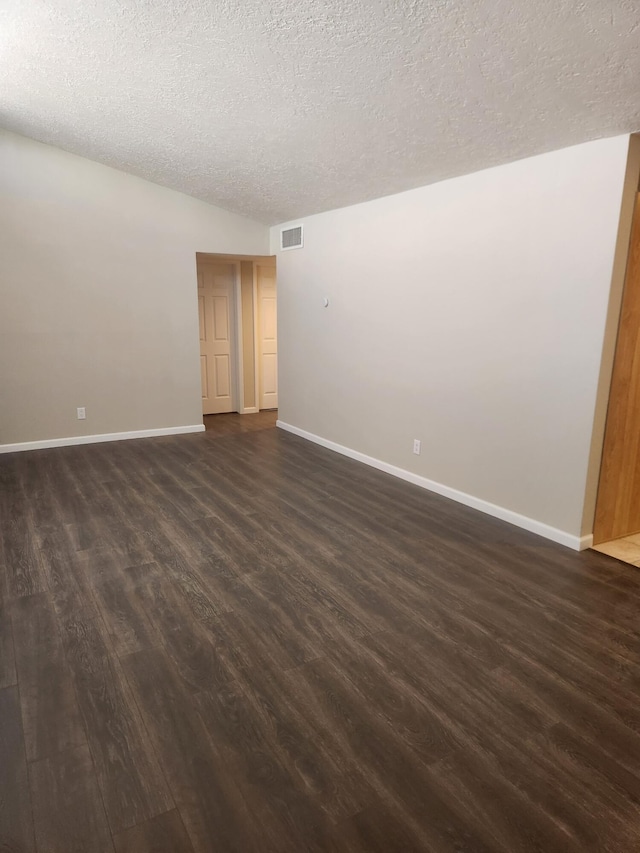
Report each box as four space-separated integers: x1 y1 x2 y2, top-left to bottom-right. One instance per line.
280 225 303 250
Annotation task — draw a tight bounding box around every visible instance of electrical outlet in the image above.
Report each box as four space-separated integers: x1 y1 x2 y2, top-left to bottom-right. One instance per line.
77 407 86 420
413 438 421 455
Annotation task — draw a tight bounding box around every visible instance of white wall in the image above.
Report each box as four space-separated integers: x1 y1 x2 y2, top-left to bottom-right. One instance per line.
272 136 634 546
0 130 269 447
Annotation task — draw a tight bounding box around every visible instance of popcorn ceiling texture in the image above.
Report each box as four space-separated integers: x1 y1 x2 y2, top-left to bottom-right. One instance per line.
1 0 639 224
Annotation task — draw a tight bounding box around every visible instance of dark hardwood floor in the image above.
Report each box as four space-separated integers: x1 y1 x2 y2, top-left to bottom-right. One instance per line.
2 414 640 851
203 409 277 435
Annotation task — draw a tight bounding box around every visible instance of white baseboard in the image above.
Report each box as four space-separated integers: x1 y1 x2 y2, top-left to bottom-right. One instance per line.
0 423 205 455
579 534 594 550
277 420 589 551
239 407 260 414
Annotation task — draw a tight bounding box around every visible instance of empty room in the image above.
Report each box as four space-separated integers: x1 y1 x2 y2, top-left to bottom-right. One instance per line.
3 1 640 851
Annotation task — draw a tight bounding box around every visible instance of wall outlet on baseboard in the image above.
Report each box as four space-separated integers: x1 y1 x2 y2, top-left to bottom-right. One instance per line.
77 407 86 420
413 438 421 455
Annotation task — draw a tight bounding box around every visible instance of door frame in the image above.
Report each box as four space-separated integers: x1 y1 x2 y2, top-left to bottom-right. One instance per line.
236 263 259 414
583 135 640 544
254 260 278 411
592 191 640 543
195 252 277 418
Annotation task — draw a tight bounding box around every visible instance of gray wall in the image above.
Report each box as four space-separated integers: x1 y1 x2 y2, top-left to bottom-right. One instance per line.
272 136 634 544
0 130 269 446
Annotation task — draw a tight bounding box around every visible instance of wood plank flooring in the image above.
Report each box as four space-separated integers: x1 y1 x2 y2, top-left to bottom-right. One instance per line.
203 409 277 435
2 413 640 851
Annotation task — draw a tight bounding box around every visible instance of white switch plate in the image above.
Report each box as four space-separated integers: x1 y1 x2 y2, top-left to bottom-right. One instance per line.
413 439 421 455
77 407 86 420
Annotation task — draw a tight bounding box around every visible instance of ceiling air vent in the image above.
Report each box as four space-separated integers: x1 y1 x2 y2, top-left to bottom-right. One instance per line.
280 225 303 251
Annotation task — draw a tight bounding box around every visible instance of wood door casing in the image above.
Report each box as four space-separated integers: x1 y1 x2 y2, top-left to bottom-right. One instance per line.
593 193 640 543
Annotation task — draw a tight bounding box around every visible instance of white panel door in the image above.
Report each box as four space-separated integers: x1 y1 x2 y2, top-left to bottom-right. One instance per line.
198 262 236 414
257 264 278 410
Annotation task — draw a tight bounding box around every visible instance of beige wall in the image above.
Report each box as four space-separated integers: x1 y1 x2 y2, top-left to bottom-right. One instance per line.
0 130 269 446
271 135 635 545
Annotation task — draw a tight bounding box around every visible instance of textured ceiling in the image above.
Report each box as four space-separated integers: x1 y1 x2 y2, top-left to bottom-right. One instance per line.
1 0 640 224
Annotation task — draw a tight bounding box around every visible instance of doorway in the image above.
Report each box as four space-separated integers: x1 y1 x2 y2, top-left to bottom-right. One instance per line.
196 253 277 419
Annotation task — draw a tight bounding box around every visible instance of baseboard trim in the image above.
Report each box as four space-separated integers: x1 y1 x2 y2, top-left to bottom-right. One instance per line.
277 420 588 551
579 534 594 550
0 424 206 455
239 407 260 414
